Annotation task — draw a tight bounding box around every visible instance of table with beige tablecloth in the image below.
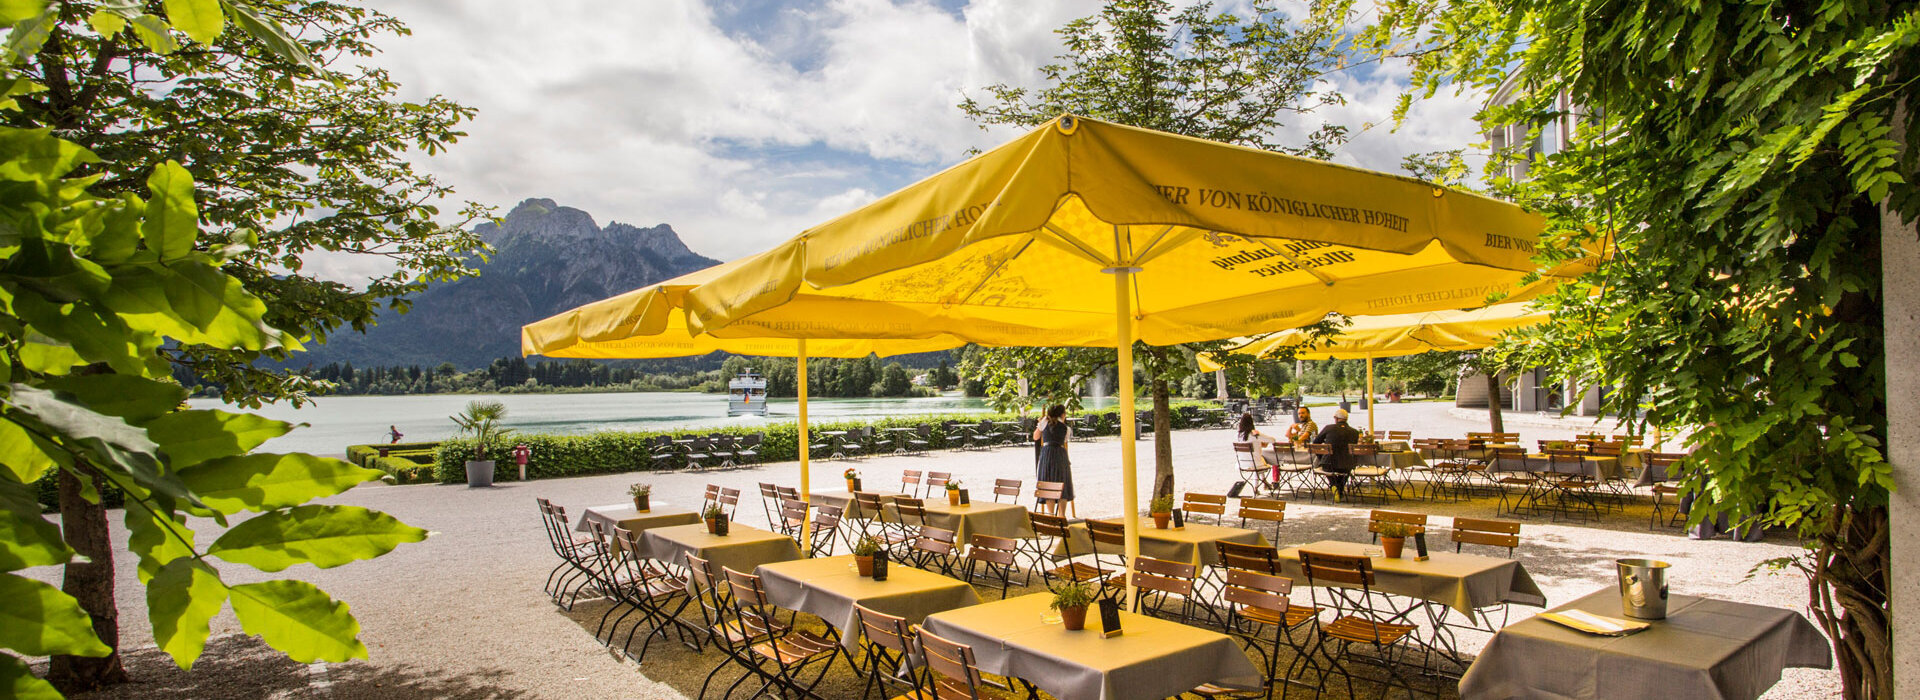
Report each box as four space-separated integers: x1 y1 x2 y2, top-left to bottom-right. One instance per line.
1055 520 1271 568
641 523 803 576
884 500 1035 543
1458 588 1832 700
1483 454 1625 481
808 491 901 521
919 593 1261 700
756 555 981 650
572 503 699 534
1276 540 1545 622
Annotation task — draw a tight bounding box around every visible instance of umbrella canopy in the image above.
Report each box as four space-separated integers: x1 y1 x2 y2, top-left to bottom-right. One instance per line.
1196 301 1548 368
658 115 1579 606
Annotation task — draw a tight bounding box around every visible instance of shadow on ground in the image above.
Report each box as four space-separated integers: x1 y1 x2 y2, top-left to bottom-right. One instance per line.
54 635 307 700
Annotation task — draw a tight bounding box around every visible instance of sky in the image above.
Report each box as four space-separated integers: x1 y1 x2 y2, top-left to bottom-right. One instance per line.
348 0 1489 277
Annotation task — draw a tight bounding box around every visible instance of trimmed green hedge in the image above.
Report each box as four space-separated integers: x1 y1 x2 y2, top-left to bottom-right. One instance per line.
345 441 442 467
370 456 438 484
428 401 1223 484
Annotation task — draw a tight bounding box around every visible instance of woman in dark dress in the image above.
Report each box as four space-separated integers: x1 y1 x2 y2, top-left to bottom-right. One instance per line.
1032 404 1074 515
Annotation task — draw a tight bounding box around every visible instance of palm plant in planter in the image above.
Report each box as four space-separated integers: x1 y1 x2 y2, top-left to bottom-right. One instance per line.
628 483 652 512
1149 494 1175 529
1050 580 1096 631
451 400 512 487
852 534 882 576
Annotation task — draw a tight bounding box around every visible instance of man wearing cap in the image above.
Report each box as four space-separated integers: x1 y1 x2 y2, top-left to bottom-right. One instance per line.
1313 408 1362 500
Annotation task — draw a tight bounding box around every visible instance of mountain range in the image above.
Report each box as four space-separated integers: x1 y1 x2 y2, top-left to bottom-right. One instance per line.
290 198 721 369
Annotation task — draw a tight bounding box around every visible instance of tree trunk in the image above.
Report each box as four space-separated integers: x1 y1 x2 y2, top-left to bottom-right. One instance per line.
1484 371 1506 433
49 464 126 693
1152 379 1174 500
1808 505 1890 700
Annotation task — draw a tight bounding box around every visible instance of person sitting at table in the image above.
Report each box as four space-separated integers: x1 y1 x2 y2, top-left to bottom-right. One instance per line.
1312 408 1361 500
1032 404 1074 515
1285 407 1318 446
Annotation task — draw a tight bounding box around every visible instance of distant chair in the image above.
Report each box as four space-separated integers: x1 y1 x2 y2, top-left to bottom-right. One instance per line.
1182 492 1228 526
900 469 923 497
735 433 762 463
907 424 932 455
1237 497 1286 539
992 478 1022 504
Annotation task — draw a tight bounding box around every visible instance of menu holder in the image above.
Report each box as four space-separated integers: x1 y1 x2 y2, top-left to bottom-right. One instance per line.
1413 532 1430 561
958 489 970 505
1097 598 1123 638
1539 609 1649 636
1171 508 1185 530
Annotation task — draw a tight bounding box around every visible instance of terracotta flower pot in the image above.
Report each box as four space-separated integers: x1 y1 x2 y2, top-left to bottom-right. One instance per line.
855 555 874 577
1059 604 1088 631
948 491 962 506
1381 536 1406 559
634 495 649 512
1152 512 1171 530
707 518 727 536
847 479 861 492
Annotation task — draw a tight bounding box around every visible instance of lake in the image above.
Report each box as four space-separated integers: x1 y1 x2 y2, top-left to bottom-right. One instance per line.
190 392 1123 456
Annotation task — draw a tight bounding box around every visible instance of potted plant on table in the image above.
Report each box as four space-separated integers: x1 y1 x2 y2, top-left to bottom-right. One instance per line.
946 479 964 506
1149 494 1175 530
451 400 512 488
852 534 881 576
629 483 652 512
1376 521 1418 558
845 468 862 492
703 503 729 536
1050 580 1095 631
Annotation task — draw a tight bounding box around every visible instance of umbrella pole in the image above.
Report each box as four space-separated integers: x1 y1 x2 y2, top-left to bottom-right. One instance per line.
1112 266 1141 611
1367 353 1376 435
797 340 812 550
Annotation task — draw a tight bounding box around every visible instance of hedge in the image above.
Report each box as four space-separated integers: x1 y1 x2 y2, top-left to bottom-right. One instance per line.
370 456 438 484
345 441 442 467
426 401 1226 484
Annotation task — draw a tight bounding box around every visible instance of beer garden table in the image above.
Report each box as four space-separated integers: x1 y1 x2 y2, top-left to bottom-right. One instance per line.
918 593 1262 700
1458 587 1832 700
885 500 1035 543
641 522 803 576
755 555 981 651
809 491 901 521
572 504 701 552
1055 519 1271 568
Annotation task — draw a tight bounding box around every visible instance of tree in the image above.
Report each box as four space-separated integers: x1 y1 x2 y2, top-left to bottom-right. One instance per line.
1360 1 1918 695
10 0 490 410
879 362 913 397
958 0 1350 498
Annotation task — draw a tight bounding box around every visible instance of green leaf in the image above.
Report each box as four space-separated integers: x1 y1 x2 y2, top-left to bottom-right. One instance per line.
226 2 323 75
129 14 181 55
126 506 196 583
0 572 112 656
163 0 223 43
0 0 43 26
148 558 228 669
228 580 367 662
42 374 189 424
179 453 381 514
1 9 50 64
143 161 197 260
0 510 70 571
0 127 100 181
88 9 127 36
0 653 62 700
0 417 57 483
146 410 291 467
208 505 424 571
5 384 197 505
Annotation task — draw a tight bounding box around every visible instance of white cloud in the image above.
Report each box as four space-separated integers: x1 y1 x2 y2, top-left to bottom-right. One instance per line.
345 0 1487 275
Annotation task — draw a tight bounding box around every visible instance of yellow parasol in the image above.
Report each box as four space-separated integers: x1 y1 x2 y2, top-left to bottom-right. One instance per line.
669 116 1582 603
1196 301 1549 432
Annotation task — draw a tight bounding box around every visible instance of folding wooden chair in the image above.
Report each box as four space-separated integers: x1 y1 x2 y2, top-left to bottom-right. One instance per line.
721 568 846 700
964 534 1022 599
1367 509 1428 543
992 478 1022 504
1296 551 1423 700
916 629 1019 699
1182 492 1228 526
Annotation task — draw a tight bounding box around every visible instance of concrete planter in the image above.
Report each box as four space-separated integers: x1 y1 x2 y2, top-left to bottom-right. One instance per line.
464 460 495 488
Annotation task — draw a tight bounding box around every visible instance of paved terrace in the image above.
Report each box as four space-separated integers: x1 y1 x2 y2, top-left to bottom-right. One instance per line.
30 402 1833 698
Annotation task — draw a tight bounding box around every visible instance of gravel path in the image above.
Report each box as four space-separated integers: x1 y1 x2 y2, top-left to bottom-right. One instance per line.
21 402 1835 698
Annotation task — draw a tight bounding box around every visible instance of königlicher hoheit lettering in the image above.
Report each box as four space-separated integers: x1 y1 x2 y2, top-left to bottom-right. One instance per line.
1153 184 1411 233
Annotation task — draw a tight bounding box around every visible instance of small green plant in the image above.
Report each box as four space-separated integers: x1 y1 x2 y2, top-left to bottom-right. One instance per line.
946 479 963 491
628 483 651 497
1375 521 1419 538
451 400 513 461
1049 580 1095 610
852 534 882 557
1149 494 1175 513
703 504 726 520
844 467 860 479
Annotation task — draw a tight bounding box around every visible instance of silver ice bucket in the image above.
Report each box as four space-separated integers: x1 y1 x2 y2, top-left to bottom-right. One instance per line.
1616 558 1671 620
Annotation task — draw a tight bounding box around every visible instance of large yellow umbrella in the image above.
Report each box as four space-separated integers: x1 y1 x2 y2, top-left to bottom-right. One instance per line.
678 115 1582 604
1196 302 1548 432
522 257 965 515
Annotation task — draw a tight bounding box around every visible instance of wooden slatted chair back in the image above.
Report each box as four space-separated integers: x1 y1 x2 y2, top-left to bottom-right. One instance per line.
1368 509 1428 534
1215 541 1282 575
968 534 1019 566
901 469 923 493
854 603 914 656
1183 493 1227 518
779 499 809 531
993 478 1022 502
1028 511 1071 539
1034 480 1066 505
1237 497 1285 525
917 629 990 699
914 526 957 557
924 472 952 490
1222 569 1293 612
1387 430 1412 441
1131 555 1196 597
1299 550 1374 587
1085 519 1126 547
1452 517 1522 553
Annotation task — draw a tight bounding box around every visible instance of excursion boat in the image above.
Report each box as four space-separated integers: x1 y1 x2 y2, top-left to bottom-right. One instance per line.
727 370 768 416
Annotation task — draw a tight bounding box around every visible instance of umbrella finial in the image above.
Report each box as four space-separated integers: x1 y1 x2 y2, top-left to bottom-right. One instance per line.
1056 115 1079 135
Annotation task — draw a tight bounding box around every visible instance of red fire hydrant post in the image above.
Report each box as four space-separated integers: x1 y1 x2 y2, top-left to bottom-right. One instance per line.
512 444 531 481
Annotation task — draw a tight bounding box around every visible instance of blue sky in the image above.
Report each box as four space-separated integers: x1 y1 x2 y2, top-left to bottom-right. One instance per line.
333 0 1487 281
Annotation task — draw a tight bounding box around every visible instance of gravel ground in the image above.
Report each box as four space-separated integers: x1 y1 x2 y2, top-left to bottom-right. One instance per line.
20 401 1836 699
